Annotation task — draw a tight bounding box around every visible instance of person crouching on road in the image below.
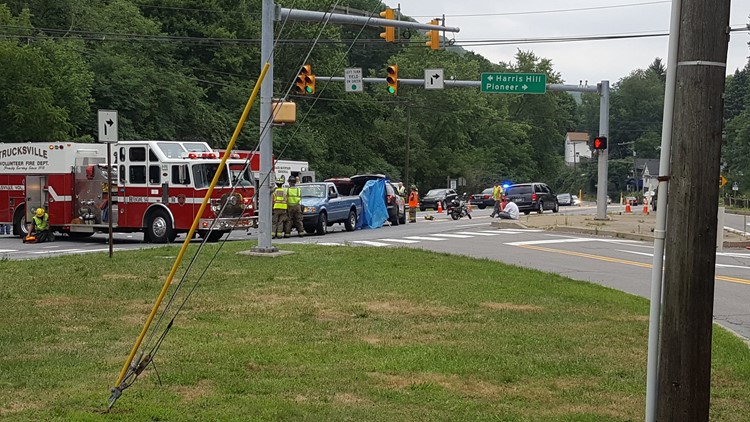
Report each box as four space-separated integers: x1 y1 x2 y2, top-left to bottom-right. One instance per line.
408 185 419 223
497 200 519 220
30 207 54 242
285 176 304 238
272 177 288 239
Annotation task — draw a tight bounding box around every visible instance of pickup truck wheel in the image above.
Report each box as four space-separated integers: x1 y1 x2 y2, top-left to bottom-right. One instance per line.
344 209 357 231
315 212 327 235
390 209 399 226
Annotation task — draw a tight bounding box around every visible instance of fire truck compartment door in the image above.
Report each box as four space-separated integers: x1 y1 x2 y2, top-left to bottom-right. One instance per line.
25 175 46 220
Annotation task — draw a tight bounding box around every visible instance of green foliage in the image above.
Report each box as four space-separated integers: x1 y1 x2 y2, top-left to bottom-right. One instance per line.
3 2 746 199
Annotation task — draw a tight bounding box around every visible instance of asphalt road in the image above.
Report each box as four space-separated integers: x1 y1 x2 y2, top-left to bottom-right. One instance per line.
2 204 749 340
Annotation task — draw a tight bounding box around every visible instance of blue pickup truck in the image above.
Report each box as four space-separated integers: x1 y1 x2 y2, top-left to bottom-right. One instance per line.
299 182 363 235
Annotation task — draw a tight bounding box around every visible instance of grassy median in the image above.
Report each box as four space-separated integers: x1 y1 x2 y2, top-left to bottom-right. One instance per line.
1 242 749 421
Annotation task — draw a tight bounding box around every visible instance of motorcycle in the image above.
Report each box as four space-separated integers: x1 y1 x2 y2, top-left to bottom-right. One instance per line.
448 193 472 220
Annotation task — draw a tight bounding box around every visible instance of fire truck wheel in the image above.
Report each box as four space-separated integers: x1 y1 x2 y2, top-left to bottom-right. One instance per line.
147 209 174 244
13 206 28 237
198 229 225 243
68 232 94 239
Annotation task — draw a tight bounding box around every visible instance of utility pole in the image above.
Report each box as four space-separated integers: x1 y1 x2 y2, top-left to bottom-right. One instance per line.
405 102 411 188
656 0 730 419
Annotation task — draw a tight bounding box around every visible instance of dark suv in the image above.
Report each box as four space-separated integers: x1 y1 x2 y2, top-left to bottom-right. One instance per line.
504 183 559 215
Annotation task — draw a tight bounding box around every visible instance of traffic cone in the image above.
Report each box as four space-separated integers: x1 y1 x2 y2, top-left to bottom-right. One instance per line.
643 200 649 215
437 201 443 213
625 202 632 213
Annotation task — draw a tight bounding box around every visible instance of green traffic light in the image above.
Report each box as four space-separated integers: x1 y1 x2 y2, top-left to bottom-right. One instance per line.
305 86 313 94
387 86 395 94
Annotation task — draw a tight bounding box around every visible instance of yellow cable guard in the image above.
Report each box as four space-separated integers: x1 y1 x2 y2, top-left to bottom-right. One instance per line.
108 62 270 410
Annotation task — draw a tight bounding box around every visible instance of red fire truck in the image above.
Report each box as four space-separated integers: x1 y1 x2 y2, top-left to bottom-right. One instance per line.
0 141 256 243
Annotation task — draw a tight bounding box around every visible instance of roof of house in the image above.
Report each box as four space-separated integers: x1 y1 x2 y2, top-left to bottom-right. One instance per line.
566 132 590 142
635 158 660 175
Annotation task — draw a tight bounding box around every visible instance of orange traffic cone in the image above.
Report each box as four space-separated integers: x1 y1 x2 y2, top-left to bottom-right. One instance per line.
625 202 632 213
643 200 649 215
437 201 443 213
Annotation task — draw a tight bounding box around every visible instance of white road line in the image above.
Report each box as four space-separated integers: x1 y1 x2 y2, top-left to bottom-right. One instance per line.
318 242 344 246
454 231 501 236
0 249 17 253
618 249 750 270
30 249 84 254
498 229 544 233
378 238 421 244
717 252 750 258
480 230 521 234
437 234 473 239
351 240 390 247
617 250 654 257
403 236 449 241
455 223 489 228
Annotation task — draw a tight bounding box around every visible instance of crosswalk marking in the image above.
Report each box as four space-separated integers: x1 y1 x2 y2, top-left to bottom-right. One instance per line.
454 231 500 236
351 240 391 247
378 238 421 244
481 230 521 234
318 242 344 246
435 234 473 239
403 236 449 241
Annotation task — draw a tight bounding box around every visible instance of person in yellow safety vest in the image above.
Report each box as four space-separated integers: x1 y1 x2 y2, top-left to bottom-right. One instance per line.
272 176 288 239
285 176 304 237
489 181 504 218
407 185 419 223
30 207 54 243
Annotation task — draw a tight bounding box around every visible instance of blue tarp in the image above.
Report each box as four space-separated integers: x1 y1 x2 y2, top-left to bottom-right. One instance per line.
358 179 388 229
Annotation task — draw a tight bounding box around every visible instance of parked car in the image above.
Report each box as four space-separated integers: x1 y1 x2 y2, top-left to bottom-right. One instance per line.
571 195 582 206
328 174 405 225
504 183 559 215
470 187 496 209
299 182 363 235
420 188 458 211
556 193 572 206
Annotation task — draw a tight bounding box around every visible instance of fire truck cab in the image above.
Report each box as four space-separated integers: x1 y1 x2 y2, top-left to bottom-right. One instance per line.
0 141 256 243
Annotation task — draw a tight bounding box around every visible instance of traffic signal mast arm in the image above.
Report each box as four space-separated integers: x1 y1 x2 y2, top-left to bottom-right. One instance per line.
278 8 458 34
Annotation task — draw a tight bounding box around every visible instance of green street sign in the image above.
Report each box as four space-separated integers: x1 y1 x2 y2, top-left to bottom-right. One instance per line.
481 73 547 94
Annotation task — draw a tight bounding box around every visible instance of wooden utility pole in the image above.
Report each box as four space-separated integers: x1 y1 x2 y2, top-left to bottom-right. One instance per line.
656 0 731 420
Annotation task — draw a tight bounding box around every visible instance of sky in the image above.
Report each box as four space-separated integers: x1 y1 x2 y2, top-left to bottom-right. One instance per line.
399 1 750 85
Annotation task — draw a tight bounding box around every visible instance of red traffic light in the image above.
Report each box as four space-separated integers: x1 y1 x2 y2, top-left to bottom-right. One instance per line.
593 136 608 150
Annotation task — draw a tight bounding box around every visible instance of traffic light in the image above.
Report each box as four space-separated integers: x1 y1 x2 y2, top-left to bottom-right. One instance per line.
295 65 315 95
425 19 440 50
379 8 395 43
386 65 398 95
593 136 608 150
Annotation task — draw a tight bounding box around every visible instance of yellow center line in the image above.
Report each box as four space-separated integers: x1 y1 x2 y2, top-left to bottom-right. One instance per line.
518 245 750 286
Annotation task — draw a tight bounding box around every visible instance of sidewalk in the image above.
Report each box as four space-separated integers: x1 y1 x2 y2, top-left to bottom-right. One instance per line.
491 209 750 248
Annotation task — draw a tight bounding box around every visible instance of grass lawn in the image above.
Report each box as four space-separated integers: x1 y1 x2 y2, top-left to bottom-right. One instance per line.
1 241 749 421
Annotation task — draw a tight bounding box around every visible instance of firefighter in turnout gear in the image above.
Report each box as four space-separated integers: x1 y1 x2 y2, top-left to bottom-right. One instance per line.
285 176 304 237
272 176 288 239
29 207 54 243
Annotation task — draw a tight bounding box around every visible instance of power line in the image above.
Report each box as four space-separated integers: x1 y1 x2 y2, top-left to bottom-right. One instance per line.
410 1 671 18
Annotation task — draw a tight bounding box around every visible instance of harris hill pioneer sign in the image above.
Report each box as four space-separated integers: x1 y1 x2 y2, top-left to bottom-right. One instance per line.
480 73 547 94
